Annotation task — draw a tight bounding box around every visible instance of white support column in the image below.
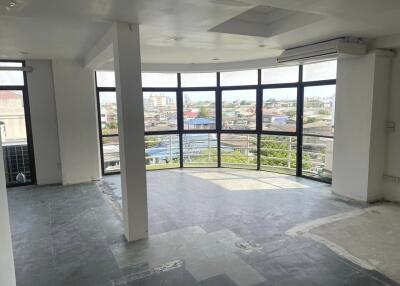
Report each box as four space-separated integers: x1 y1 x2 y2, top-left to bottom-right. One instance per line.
333 50 393 202
112 22 148 241
0 134 16 286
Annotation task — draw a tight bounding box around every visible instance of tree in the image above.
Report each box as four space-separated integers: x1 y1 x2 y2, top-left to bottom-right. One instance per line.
145 137 161 149
304 117 317 124
197 106 209 118
318 109 330 115
285 110 296 118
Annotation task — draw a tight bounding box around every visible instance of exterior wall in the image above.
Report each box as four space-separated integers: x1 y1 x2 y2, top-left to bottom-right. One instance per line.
0 135 16 286
52 60 101 185
26 60 62 185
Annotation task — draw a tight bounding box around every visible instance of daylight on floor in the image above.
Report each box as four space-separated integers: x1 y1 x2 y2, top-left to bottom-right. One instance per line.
1 1 400 285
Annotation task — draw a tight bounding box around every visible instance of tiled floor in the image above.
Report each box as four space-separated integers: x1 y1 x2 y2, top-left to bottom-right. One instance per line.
7 169 399 286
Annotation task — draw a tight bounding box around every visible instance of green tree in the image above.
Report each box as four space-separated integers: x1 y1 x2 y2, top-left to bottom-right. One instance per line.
304 117 317 124
318 109 330 115
197 106 209 118
145 137 160 149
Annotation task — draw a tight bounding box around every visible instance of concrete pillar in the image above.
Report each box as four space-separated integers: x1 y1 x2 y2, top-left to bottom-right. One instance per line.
52 60 101 185
26 60 62 185
0 134 16 286
112 22 148 241
333 50 393 202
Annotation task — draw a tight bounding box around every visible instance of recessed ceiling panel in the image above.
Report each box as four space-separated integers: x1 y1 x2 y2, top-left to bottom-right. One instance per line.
209 5 325 38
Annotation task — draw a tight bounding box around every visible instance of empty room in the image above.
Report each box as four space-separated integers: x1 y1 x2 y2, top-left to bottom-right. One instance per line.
1 0 400 285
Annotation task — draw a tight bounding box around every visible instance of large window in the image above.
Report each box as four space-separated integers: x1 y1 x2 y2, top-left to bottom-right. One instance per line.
0 61 35 186
303 61 337 82
183 91 216 130
263 88 297 132
221 134 257 169
302 84 336 182
145 135 180 170
260 135 297 175
262 66 299 84
144 92 177 132
95 61 337 183
181 73 216 87
183 134 217 167
220 70 258 86
222 90 257 130
99 91 118 135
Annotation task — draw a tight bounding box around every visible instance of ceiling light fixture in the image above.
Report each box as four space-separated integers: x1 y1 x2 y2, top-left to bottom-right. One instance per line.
9 1 16 7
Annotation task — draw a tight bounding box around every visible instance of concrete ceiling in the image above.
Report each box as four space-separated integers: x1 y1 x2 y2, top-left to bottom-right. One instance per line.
1 0 400 64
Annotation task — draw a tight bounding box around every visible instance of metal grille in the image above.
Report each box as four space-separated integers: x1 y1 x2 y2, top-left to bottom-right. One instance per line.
3 144 31 185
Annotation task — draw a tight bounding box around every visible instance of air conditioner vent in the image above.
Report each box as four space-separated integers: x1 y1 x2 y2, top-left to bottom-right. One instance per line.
277 37 367 64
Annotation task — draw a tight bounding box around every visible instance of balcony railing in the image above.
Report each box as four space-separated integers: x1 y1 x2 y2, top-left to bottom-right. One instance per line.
101 133 332 181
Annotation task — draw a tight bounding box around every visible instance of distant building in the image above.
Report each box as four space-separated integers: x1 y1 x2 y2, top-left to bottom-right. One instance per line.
100 108 108 128
185 118 216 130
184 111 199 119
148 94 167 107
263 114 289 125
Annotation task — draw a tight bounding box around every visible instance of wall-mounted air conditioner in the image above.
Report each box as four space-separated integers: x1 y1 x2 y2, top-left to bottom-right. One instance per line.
277 37 367 64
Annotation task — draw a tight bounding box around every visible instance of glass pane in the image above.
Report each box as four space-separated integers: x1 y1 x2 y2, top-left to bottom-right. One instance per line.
0 90 32 185
145 135 180 170
143 92 177 131
303 85 336 137
181 72 216 87
303 60 337 82
183 134 217 167
302 136 333 182
260 135 297 175
221 134 257 169
262 66 299 84
142 73 177 88
96 71 115 87
220 70 258 86
0 62 24 86
102 136 120 173
263 88 297 132
99 91 118 135
183 91 216 130
222 89 257 130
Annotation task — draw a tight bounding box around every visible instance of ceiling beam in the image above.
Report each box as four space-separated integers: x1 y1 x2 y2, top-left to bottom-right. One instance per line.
83 25 114 69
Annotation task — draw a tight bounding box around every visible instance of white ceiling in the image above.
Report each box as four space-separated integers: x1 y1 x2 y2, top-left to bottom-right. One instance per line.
1 0 400 64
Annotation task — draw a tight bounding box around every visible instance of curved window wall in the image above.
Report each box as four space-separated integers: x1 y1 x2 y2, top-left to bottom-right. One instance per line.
95 61 336 183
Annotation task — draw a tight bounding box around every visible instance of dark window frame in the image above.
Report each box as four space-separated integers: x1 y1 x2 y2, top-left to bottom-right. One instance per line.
95 66 336 183
0 60 36 187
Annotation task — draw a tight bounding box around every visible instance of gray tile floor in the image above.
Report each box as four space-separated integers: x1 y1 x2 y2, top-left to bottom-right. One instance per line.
7 168 399 286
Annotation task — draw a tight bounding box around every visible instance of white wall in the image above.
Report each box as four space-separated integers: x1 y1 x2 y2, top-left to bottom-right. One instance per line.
333 54 374 201
52 60 101 185
0 136 16 286
383 50 400 202
368 54 392 201
333 51 392 202
26 60 62 185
